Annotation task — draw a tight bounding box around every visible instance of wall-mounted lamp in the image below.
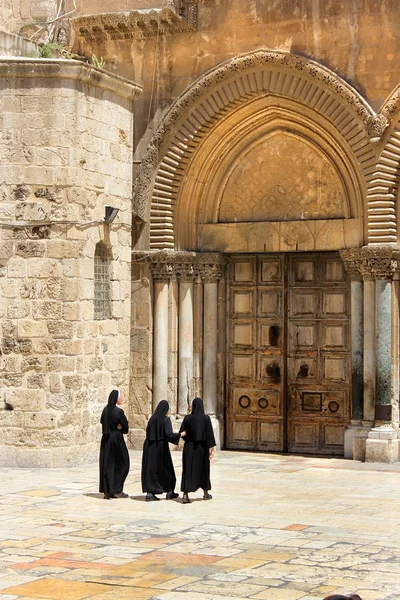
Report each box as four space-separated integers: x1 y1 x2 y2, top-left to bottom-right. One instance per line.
104 206 120 222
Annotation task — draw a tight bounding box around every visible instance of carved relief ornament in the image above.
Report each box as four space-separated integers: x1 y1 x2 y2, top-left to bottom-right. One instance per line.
340 247 400 281
134 49 379 225
133 250 226 282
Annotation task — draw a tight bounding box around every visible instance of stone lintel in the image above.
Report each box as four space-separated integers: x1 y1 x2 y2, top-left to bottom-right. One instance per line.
0 58 142 100
340 245 400 280
71 7 194 44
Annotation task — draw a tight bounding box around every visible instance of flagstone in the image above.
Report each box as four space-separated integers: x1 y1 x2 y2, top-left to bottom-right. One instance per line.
2 578 111 599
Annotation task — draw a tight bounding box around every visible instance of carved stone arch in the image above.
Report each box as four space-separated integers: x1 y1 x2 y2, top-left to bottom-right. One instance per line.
364 87 400 245
175 97 365 250
133 49 380 249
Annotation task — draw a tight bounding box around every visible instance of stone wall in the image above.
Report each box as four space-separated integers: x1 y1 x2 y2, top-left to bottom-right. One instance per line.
69 0 400 147
0 58 141 467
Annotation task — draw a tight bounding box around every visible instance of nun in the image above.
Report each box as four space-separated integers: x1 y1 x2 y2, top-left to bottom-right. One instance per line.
179 397 216 504
99 389 130 499
141 400 184 501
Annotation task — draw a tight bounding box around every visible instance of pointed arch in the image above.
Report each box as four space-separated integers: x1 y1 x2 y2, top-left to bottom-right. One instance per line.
134 49 386 249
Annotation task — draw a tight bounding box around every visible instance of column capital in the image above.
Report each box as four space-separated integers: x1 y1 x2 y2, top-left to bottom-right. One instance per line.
149 261 174 281
133 250 228 282
340 246 400 281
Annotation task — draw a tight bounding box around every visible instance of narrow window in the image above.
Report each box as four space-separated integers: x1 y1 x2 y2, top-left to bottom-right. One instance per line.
94 242 111 320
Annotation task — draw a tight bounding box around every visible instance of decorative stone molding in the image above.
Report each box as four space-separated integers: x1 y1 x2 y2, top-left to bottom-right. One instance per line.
364 114 389 141
133 49 381 249
198 261 226 283
71 7 194 44
0 58 142 100
381 85 400 120
133 250 227 281
340 246 400 280
149 261 174 281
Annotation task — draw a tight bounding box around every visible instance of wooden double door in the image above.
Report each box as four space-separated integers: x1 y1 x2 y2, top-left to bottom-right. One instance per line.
226 253 351 455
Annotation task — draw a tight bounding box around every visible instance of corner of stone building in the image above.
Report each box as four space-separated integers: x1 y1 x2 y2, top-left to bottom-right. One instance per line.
0 58 140 467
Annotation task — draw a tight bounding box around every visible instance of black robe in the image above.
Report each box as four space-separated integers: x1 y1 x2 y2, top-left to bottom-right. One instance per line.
99 405 130 494
141 416 180 494
179 401 216 493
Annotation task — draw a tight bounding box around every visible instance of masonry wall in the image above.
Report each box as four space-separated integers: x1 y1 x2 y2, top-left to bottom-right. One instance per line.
69 0 400 146
0 59 139 467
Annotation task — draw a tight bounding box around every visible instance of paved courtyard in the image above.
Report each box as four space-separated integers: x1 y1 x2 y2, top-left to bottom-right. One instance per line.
1 450 400 600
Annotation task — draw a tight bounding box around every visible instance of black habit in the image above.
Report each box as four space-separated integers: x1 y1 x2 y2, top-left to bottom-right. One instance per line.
179 397 216 493
141 400 180 494
99 390 130 495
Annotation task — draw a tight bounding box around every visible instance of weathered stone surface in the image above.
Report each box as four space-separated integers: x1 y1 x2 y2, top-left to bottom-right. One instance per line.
47 321 73 339
15 241 46 258
20 280 47 299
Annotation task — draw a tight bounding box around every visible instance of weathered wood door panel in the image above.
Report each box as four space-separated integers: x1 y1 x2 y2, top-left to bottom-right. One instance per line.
227 253 350 455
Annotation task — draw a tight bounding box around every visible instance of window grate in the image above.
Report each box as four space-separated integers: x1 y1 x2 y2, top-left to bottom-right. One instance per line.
94 243 111 320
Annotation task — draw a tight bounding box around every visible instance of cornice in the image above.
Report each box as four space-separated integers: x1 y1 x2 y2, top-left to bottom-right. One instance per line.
71 7 193 44
0 58 142 99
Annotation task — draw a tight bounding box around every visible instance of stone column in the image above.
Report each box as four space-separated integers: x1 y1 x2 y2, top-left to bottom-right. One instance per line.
151 262 173 410
350 279 364 422
361 250 399 463
168 279 179 416
193 275 203 399
341 247 400 462
177 266 195 416
199 256 226 449
203 279 218 416
363 278 376 423
375 278 392 417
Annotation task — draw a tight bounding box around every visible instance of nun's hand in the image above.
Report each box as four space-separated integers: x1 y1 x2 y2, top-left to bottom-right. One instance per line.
209 447 215 460
117 424 123 430
180 430 187 437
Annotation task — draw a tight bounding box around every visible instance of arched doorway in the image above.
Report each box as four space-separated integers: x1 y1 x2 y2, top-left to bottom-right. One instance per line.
134 50 392 456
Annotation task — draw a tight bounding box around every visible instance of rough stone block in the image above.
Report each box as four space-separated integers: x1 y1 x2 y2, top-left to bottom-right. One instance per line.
2 372 23 387
45 391 73 413
29 259 62 278
8 388 43 411
15 241 46 258
0 241 13 260
7 300 30 319
15 201 48 220
27 374 45 388
24 411 57 429
18 320 48 338
99 320 119 336
20 280 47 299
1 278 17 298
47 240 82 259
62 375 82 390
21 356 44 372
7 259 27 278
47 320 73 339
64 340 82 356
32 301 62 319
46 356 75 372
48 374 61 393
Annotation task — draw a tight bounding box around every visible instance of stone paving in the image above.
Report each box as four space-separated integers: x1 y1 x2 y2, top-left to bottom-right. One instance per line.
1 450 400 600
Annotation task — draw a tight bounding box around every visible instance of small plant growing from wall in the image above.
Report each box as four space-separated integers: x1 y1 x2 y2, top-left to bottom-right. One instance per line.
91 54 105 69
38 41 64 58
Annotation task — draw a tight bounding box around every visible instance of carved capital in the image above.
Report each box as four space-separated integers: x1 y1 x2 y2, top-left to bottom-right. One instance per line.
175 263 197 282
199 263 225 283
133 249 227 282
150 261 174 281
340 247 400 281
363 114 389 141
